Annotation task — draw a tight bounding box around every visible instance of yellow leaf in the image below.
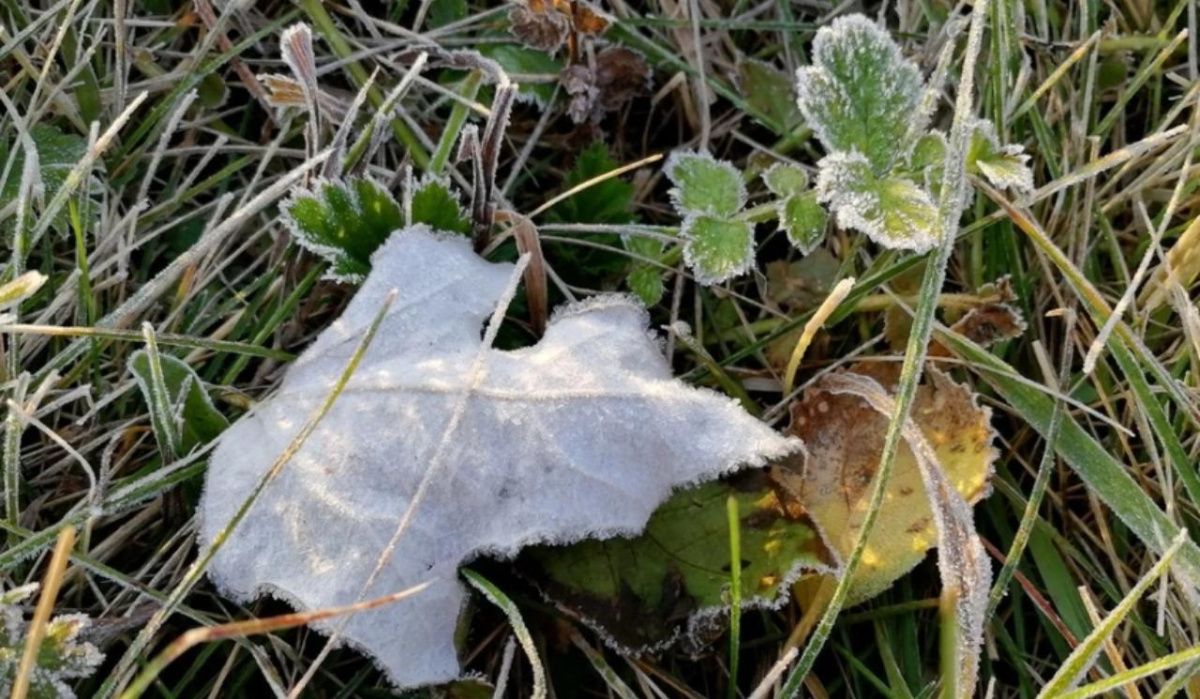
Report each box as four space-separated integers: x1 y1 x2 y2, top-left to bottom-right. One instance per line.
775 362 996 602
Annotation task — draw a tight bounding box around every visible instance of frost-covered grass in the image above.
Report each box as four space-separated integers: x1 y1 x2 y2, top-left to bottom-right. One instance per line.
1 1 1199 697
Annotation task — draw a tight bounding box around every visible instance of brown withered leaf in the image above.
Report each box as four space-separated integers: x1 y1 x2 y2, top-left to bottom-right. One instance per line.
570 1 609 35
509 0 608 55
509 1 571 54
564 46 650 124
773 362 996 602
929 303 1027 357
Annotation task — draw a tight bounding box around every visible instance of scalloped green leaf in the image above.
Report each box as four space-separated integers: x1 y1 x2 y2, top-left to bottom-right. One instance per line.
666 151 746 218
524 478 833 652
0 583 104 699
909 131 947 173
816 151 938 253
778 191 827 254
624 235 665 306
966 119 1034 194
794 14 923 172
411 176 469 235
762 163 809 198
282 178 403 282
682 214 755 285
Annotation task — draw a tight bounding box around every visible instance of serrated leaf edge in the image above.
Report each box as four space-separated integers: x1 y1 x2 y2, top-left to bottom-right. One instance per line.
280 175 399 284
664 150 747 218
680 214 756 285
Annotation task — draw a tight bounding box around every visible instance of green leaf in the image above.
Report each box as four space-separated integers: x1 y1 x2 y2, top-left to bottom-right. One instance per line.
0 583 104 696
524 479 833 651
762 163 809 198
282 177 403 282
476 44 563 108
0 124 88 235
777 191 827 254
411 176 469 235
623 235 665 306
965 119 1033 194
794 14 923 172
682 214 755 285
908 131 947 173
665 151 746 218
738 60 804 135
547 141 635 225
128 351 230 456
816 151 938 253
426 0 468 28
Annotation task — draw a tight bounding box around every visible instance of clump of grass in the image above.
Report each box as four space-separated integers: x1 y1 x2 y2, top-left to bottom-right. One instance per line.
0 0 1198 697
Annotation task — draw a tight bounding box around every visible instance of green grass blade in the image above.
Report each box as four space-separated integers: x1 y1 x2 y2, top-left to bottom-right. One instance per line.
938 328 1200 582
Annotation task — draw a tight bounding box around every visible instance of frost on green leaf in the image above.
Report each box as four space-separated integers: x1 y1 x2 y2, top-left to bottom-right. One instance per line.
524 478 833 652
908 131 947 174
681 215 755 285
128 350 230 456
816 151 938 253
763 164 824 253
665 151 746 218
0 584 104 699
762 163 809 198
623 234 665 307
411 176 470 235
0 125 87 235
777 191 827 254
282 177 403 282
794 14 923 172
966 119 1034 195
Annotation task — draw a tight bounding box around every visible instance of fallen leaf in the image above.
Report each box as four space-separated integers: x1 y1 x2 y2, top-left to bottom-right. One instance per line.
809 369 991 693
775 362 996 602
525 475 834 652
509 1 571 54
764 251 840 313
563 46 650 124
199 226 801 689
929 303 1026 357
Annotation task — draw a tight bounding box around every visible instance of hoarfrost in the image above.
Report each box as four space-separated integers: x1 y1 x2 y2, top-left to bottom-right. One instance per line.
198 226 801 689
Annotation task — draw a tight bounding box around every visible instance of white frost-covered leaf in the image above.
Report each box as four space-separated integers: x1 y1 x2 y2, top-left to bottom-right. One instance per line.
795 14 923 172
816 151 939 253
199 226 800 689
966 119 1034 194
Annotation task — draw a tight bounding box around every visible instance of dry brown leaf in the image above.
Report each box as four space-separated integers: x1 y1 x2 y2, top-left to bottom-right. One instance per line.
509 0 608 55
929 303 1027 357
509 1 571 54
564 46 650 124
774 362 996 602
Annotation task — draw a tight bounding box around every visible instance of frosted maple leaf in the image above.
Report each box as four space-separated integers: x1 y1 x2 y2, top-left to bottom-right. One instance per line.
199 226 801 688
